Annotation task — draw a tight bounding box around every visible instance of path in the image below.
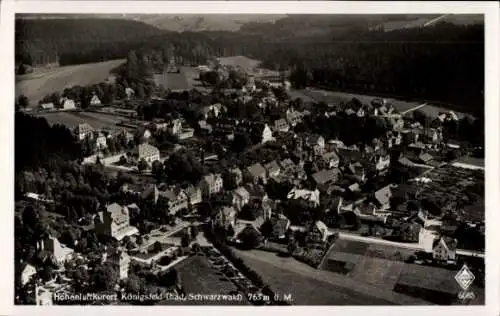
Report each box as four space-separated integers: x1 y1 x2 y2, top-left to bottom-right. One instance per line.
401 103 427 115
289 225 484 258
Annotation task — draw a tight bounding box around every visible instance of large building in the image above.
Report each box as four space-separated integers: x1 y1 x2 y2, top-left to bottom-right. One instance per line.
137 143 160 165
74 123 95 141
94 203 139 241
37 236 74 265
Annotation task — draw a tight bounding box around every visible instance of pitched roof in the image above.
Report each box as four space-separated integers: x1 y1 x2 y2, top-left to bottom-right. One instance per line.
247 163 266 178
75 123 94 134
234 186 250 198
264 160 280 173
312 169 339 185
374 185 393 206
433 237 458 251
203 173 222 186
138 143 159 158
419 152 434 163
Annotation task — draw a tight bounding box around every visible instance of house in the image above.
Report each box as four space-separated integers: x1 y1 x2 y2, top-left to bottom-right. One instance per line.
433 237 458 263
137 143 160 165
104 248 130 280
94 203 139 241
285 108 303 126
264 160 281 178
270 216 291 240
199 173 223 197
322 151 340 169
90 94 101 106
169 119 183 136
127 203 140 214
230 167 243 186
161 187 189 215
418 152 434 164
305 220 329 245
327 139 346 152
374 153 391 172
202 103 226 119
39 102 55 111
121 130 135 144
94 132 108 151
60 98 76 110
231 187 250 211
74 123 95 141
347 162 366 182
312 169 341 187
20 263 37 286
373 185 394 217
287 188 320 207
306 135 325 155
273 118 290 132
35 285 54 305
259 124 275 143
125 87 135 100
244 183 269 205
215 206 237 229
185 185 202 206
37 236 74 265
247 163 267 184
279 158 297 175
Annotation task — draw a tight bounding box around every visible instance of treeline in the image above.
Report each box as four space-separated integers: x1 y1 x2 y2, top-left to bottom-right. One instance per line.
15 113 82 173
16 18 484 112
260 23 484 111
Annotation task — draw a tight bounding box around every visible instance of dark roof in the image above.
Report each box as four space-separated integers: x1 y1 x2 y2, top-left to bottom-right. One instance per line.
271 218 290 238
418 153 434 162
433 237 458 251
247 163 266 178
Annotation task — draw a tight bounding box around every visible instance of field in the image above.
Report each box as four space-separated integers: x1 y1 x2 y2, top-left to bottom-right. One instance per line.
160 255 249 305
34 111 129 131
319 237 484 304
217 56 261 73
154 66 204 92
234 249 430 305
290 88 467 119
16 59 125 107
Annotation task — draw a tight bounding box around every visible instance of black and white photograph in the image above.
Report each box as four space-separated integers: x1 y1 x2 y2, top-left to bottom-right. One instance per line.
5 1 500 313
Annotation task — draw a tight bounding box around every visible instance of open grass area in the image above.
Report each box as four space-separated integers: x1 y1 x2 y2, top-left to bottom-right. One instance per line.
16 59 125 106
217 56 261 73
153 66 204 92
33 110 129 131
235 249 396 305
292 88 467 118
161 255 249 305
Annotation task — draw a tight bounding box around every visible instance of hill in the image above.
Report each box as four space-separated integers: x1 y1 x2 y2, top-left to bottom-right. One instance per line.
15 17 166 66
16 59 125 106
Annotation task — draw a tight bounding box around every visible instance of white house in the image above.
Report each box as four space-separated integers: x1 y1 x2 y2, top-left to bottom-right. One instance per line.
90 95 102 106
137 143 160 165
20 264 37 286
60 98 76 110
432 237 458 263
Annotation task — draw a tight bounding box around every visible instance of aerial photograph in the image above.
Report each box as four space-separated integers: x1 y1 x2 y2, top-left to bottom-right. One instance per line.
14 13 485 306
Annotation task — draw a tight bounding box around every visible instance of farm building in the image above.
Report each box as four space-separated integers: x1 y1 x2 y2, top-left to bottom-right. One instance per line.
90 95 102 106
39 102 55 111
60 98 76 110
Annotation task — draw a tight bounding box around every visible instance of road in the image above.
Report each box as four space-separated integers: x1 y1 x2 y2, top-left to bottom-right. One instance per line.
289 225 484 258
401 103 428 115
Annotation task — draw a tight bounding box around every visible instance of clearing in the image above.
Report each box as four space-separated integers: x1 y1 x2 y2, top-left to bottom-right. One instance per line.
16 59 125 107
233 248 429 305
154 66 203 92
34 110 130 132
217 56 261 73
290 88 467 119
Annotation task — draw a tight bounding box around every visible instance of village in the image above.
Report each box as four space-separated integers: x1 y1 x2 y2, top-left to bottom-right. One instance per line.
15 55 485 306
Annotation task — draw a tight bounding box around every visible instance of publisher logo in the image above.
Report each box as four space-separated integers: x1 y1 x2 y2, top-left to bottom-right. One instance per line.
455 264 475 291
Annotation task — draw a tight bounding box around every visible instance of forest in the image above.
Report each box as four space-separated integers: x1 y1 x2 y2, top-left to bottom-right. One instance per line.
16 17 484 112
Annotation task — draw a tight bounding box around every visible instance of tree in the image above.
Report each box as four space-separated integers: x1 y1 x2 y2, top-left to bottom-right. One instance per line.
238 226 262 250
153 241 163 253
125 274 142 294
190 225 199 240
18 95 29 109
91 263 119 291
138 159 149 173
181 233 191 248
